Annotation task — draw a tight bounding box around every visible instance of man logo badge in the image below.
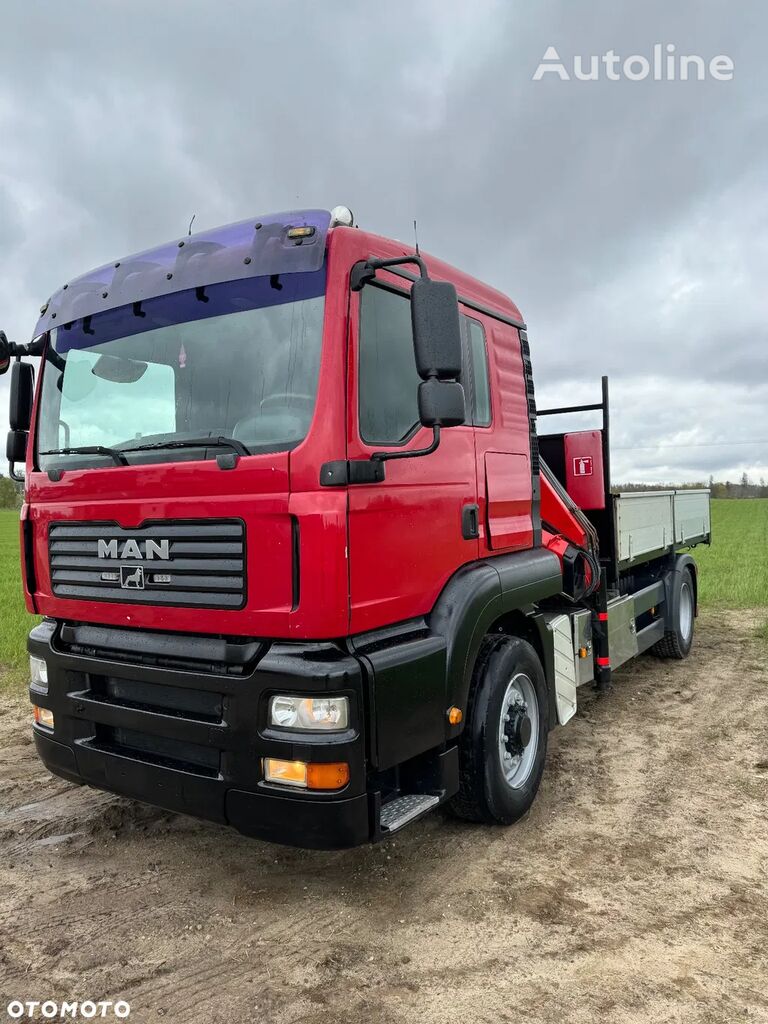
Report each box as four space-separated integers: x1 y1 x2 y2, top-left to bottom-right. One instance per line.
98 538 170 560
120 565 145 590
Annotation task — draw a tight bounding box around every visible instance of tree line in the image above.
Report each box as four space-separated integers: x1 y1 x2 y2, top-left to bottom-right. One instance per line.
615 473 768 498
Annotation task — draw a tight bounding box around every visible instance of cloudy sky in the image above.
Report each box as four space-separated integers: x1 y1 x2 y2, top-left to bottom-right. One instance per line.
1 0 766 484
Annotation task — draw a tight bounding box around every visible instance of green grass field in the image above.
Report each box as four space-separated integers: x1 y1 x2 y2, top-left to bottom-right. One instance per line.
0 508 36 687
0 500 766 688
694 499 768 611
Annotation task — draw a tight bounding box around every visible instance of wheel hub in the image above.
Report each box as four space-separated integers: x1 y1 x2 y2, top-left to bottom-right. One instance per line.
498 672 539 790
503 703 532 756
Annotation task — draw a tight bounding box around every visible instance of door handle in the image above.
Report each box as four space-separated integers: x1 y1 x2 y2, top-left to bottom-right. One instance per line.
462 504 479 540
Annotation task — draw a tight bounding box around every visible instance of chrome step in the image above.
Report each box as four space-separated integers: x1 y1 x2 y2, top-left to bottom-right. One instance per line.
380 793 440 834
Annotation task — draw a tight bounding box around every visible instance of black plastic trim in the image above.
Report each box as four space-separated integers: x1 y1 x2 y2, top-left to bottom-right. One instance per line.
462 504 480 540
28 624 371 848
519 329 541 548
291 515 301 611
320 459 385 486
22 516 37 604
429 548 562 715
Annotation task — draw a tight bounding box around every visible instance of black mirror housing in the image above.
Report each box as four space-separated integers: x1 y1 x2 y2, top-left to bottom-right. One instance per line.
418 379 466 428
0 331 11 375
6 429 28 463
410 279 462 380
10 361 34 431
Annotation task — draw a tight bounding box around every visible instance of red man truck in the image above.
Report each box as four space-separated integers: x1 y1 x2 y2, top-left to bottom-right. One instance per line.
1 207 710 848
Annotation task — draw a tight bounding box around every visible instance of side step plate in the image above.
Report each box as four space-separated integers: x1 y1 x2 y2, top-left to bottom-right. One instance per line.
380 793 440 834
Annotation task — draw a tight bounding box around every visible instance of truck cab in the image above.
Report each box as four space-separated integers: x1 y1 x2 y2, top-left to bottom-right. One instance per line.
2 207 708 847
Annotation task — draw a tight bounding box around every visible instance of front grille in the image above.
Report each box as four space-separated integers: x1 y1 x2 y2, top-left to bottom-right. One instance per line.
48 520 246 609
96 675 224 722
93 725 221 776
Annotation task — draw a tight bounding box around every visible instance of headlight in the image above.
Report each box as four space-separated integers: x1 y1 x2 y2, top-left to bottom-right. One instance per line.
269 695 349 731
30 656 48 690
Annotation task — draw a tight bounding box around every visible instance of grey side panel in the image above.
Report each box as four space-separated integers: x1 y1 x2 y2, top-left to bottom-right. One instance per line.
607 595 638 669
542 614 577 725
614 489 711 570
572 608 594 686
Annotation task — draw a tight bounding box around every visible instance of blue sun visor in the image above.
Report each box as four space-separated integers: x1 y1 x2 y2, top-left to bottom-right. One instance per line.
34 209 332 337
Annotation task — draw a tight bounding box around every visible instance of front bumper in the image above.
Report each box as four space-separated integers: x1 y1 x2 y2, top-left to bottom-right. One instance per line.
28 620 371 849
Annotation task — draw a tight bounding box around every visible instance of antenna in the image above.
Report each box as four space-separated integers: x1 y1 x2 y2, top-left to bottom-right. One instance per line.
413 219 420 257
188 214 196 236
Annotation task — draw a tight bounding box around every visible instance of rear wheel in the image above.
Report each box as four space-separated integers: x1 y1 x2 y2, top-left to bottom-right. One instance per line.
652 567 695 659
447 635 548 825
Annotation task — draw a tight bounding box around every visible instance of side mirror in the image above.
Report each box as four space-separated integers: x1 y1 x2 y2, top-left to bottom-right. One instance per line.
7 428 28 469
410 279 462 381
10 361 34 431
418 379 466 428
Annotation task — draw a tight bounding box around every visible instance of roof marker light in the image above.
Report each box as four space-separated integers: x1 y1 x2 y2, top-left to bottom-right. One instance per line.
329 206 354 228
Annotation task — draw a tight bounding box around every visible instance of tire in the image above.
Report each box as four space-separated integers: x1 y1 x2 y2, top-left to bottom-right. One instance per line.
447 635 549 825
652 567 695 659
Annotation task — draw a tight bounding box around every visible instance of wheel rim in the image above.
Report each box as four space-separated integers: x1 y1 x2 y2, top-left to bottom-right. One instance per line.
497 672 539 789
679 581 693 642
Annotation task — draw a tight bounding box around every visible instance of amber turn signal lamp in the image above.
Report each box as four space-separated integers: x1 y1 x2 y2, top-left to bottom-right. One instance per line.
33 706 54 729
307 762 350 790
447 706 463 726
264 758 349 790
578 647 589 659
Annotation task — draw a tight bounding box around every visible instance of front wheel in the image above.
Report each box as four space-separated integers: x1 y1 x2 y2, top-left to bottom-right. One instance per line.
447 635 549 825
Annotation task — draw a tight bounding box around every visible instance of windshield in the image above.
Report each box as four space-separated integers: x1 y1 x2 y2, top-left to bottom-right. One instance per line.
36 267 325 471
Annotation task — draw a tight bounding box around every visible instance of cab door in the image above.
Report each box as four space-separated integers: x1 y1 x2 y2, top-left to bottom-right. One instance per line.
346 272 478 635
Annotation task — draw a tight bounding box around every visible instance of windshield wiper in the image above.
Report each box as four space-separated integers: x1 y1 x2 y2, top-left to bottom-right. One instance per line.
120 436 251 457
39 445 129 466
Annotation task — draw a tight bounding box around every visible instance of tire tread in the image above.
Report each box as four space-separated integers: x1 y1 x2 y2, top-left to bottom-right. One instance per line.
650 631 686 659
446 634 508 823
651 567 694 660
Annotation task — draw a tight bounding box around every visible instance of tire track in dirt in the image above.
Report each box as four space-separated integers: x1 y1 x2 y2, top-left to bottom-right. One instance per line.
1 611 767 1024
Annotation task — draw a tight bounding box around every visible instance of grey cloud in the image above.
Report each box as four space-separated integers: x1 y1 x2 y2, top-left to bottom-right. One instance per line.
0 0 766 481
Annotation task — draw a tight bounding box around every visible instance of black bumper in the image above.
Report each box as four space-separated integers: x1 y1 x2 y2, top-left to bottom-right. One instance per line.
28 620 371 849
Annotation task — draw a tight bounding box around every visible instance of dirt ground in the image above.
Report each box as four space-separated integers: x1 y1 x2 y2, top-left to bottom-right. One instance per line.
1 609 767 1024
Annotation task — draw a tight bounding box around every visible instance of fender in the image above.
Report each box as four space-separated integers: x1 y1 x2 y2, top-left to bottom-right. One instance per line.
428 548 562 721
350 549 562 772
663 552 698 631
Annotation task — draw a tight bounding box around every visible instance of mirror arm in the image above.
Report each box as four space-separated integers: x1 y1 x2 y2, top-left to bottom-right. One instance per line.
371 425 441 463
351 254 429 291
0 331 48 374
8 460 24 483
3 337 45 360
